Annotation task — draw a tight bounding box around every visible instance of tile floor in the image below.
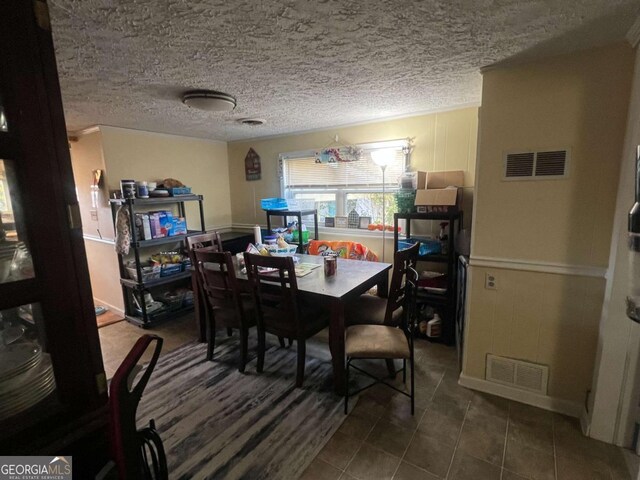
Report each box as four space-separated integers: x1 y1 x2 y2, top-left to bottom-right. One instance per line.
98 313 198 379
98 315 638 480
302 340 639 480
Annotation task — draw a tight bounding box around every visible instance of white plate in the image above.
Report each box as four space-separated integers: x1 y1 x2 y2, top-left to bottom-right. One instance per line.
0 343 41 380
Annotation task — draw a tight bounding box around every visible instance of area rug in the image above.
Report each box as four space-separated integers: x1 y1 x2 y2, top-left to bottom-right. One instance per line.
96 310 124 329
136 336 348 480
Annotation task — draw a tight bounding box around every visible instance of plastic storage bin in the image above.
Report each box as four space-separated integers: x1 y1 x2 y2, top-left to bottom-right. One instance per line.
126 264 161 282
398 238 442 256
261 198 288 210
395 189 417 214
169 187 192 196
160 263 183 277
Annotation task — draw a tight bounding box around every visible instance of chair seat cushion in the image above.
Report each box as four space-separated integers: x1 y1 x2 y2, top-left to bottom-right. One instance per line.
346 324 410 359
345 294 402 326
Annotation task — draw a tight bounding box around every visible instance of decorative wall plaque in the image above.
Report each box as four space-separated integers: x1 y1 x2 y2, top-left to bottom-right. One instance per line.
244 148 261 181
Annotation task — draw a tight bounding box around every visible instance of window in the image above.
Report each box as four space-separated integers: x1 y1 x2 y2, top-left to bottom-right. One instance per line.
281 140 407 224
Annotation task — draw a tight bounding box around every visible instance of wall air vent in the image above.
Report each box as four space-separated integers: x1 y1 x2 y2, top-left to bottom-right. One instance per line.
504 148 569 180
486 354 549 394
505 152 534 178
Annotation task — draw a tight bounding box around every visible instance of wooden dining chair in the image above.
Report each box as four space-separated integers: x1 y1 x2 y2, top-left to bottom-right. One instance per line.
186 231 223 254
344 266 419 415
194 249 256 372
187 232 233 337
243 253 328 387
346 242 419 326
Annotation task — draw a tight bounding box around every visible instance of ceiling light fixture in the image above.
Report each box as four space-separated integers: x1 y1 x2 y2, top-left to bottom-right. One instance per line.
182 90 236 112
237 118 266 126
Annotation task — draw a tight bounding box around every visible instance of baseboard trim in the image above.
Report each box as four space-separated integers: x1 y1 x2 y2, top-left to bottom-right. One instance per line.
469 256 607 278
458 373 583 418
93 299 125 317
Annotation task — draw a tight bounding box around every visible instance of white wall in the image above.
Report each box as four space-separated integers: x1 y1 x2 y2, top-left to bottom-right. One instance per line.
589 43 640 447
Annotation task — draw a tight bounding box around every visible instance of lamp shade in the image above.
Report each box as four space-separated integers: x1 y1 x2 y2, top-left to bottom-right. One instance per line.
371 148 396 167
182 91 236 112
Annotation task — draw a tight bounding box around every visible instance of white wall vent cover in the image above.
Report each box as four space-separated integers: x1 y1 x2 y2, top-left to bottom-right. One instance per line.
503 149 569 180
486 354 549 394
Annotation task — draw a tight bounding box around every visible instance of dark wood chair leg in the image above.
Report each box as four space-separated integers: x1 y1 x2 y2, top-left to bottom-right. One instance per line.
385 359 396 378
227 328 233 337
403 359 406 383
278 336 285 348
410 355 415 415
344 359 349 414
257 328 266 373
206 316 215 361
288 337 293 347
296 339 306 387
239 327 248 373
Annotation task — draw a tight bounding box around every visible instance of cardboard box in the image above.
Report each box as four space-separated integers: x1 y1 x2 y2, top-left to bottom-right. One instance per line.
149 213 164 238
426 170 464 189
171 217 187 236
414 187 461 213
416 171 427 189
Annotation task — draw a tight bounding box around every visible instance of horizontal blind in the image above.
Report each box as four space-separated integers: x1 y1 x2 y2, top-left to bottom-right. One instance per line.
284 146 405 189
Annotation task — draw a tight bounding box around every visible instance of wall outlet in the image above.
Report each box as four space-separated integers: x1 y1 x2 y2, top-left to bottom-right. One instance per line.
485 273 497 290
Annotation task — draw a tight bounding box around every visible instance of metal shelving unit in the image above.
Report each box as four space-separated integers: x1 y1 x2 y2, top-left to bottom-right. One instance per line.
109 195 205 327
264 209 319 253
393 211 463 345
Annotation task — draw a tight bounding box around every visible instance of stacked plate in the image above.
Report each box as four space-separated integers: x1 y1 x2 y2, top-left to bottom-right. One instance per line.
0 343 56 420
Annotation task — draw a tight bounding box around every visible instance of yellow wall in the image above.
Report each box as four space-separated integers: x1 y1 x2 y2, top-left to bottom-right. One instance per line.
464 43 635 407
100 126 232 230
227 107 479 229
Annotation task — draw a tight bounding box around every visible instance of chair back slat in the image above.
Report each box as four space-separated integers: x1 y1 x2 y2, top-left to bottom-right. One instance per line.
187 232 223 260
243 253 301 335
401 266 419 335
194 249 244 321
384 242 420 324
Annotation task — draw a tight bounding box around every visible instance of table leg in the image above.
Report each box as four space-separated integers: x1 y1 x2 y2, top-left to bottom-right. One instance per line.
329 298 346 396
192 269 206 343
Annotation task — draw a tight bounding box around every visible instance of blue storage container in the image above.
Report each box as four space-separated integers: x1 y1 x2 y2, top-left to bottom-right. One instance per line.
261 198 288 210
398 238 442 256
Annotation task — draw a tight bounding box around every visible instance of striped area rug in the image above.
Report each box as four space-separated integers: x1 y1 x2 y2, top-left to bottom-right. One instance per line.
136 335 348 480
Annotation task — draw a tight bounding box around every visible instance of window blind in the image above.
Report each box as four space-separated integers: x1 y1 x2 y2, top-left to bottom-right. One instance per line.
283 144 406 190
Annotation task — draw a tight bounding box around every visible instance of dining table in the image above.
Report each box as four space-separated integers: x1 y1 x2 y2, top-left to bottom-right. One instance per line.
191 253 392 394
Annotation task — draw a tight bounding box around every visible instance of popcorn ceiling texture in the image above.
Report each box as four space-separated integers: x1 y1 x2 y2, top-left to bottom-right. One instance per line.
49 0 637 141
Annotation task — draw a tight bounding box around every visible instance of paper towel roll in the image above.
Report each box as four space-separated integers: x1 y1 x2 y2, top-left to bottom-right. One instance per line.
253 225 262 245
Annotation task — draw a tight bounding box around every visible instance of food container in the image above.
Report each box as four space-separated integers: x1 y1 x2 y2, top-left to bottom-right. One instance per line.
324 255 337 277
120 179 136 199
136 181 149 198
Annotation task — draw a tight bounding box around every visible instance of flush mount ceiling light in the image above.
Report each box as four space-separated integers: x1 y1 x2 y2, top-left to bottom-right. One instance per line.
237 118 266 126
182 90 236 112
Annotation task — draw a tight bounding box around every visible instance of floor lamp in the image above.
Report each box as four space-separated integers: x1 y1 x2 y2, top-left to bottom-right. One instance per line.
371 149 395 262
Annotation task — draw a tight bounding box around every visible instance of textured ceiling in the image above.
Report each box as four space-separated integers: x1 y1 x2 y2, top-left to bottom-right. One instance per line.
49 0 638 141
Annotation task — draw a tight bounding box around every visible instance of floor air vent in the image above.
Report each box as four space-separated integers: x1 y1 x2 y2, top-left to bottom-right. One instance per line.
486 355 549 394
504 148 569 180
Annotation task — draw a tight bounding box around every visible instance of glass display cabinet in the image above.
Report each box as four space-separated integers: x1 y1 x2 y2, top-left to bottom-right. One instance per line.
0 0 108 468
